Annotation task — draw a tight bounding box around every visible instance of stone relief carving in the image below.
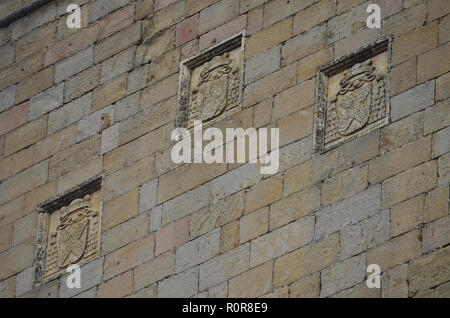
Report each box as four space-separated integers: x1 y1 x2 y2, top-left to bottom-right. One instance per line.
34 178 102 286
177 33 244 129
314 39 391 153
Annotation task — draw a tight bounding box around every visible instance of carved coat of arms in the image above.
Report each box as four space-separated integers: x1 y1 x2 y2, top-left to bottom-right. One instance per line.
41 194 100 280
188 51 241 127
325 59 387 144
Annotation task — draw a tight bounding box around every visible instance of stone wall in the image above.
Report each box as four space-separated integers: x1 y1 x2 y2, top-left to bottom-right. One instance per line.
0 0 449 298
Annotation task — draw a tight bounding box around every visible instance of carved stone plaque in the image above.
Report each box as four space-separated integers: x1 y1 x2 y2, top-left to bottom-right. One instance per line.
314 39 391 153
34 178 102 286
177 32 244 129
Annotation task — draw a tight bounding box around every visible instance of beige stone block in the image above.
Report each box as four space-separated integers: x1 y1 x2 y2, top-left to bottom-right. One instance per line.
133 251 175 292
92 74 127 113
103 188 139 231
101 213 149 255
220 220 239 253
4 116 47 157
245 17 292 59
293 0 335 35
270 185 320 231
424 186 449 223
390 195 424 237
244 175 282 214
94 22 141 63
199 243 250 290
289 273 320 298
417 42 450 83
44 25 98 66
251 215 314 267
0 239 34 280
382 161 437 208
97 271 133 298
367 230 422 271
104 156 155 202
273 233 339 287
155 216 189 256
422 215 450 253
157 163 226 204
103 234 155 280
322 165 368 207
239 207 269 243
228 261 273 298
277 106 314 147
381 264 408 298
369 136 431 184
408 245 450 296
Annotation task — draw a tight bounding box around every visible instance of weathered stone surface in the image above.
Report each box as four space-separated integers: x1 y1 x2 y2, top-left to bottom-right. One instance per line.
101 214 149 256
382 161 437 208
15 267 33 297
270 185 320 230
48 93 92 135
367 230 422 271
422 216 450 253
143 1 185 40
104 156 155 202
103 234 155 280
29 84 64 121
155 216 189 256
101 46 136 85
0 102 29 138
289 273 320 298
390 80 435 122
245 175 282 214
282 25 325 66
340 210 390 260
220 220 239 253
273 233 339 287
320 254 366 297
408 245 450 296
245 17 292 60
245 45 281 84
59 258 104 298
15 67 54 104
369 136 431 184
381 264 408 298
199 244 250 291
0 86 15 113
103 188 139 231
315 185 381 240
0 239 34 280
228 261 272 298
90 0 129 22
424 101 450 135
158 267 198 298
432 126 450 158
0 161 48 205
55 47 94 83
380 111 423 153
322 165 368 207
424 186 449 223
390 195 424 237
97 271 133 298
175 228 220 273
239 207 268 244
250 216 314 267
134 252 175 292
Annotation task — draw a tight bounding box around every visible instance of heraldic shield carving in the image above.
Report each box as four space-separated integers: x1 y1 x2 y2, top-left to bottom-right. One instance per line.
177 33 244 129
314 40 391 153
34 180 102 285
